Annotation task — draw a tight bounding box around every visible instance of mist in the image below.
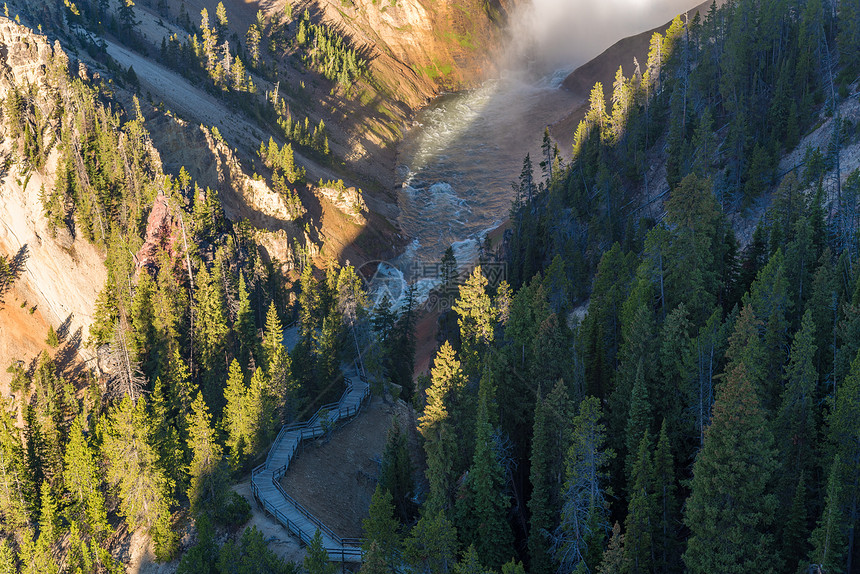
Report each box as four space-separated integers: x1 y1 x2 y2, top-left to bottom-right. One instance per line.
511 0 702 70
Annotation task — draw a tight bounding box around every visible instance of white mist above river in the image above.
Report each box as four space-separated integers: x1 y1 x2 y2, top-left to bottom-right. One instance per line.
376 0 703 307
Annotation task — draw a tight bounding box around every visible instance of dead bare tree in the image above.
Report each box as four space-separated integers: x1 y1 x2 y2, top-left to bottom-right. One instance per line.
105 318 146 403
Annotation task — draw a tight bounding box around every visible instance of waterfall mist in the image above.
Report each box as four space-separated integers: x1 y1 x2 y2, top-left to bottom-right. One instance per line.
510 0 702 71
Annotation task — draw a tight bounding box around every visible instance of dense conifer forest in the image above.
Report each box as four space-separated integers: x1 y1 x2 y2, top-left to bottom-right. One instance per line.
1 0 860 572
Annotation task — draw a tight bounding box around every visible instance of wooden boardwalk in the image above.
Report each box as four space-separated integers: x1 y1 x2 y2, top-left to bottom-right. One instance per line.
251 362 370 563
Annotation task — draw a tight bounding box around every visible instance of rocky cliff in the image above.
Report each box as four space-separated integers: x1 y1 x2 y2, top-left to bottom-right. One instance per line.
0 21 106 390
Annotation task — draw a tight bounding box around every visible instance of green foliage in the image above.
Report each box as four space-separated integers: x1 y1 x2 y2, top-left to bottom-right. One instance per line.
186 392 228 518
403 511 458 574
195 262 229 408
379 418 414 521
555 397 613 573
101 396 177 561
218 526 296 574
294 11 367 86
362 486 401 565
38 481 59 544
64 414 110 538
623 432 655 574
807 457 847 573
304 530 337 574
360 542 390 574
419 342 464 511
0 540 17 574
596 522 629 574
683 361 780 574
452 266 497 376
457 376 513 569
0 401 32 529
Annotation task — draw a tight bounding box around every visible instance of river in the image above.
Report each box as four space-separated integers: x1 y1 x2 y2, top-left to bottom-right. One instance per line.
368 0 705 308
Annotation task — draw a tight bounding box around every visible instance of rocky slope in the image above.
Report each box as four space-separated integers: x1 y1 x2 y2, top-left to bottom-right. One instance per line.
0 21 106 390
0 0 512 391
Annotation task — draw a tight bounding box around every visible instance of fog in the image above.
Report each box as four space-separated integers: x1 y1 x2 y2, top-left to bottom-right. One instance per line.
512 0 703 70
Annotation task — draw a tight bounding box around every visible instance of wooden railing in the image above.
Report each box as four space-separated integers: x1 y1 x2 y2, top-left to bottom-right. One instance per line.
251 353 371 561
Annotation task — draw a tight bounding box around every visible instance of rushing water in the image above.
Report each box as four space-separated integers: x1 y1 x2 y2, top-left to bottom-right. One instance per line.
366 67 579 306
367 0 705 308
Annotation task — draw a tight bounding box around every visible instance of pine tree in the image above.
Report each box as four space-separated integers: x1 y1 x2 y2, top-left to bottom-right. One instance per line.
360 542 390 574
19 527 58 574
828 350 860 572
379 418 414 521
167 347 194 433
118 0 138 35
742 249 790 409
0 540 16 574
452 266 497 375
304 530 337 574
656 304 693 455
150 377 184 498
177 515 218 574
806 251 836 383
419 342 463 511
610 304 656 488
101 396 176 559
214 1 228 36
581 243 637 398
555 397 613 573
131 271 160 379
22 406 45 516
782 473 809 573
362 486 400 565
653 420 678 573
455 545 484 574
528 390 554 574
195 264 229 409
461 377 513 569
691 107 713 176
502 559 526 574
610 66 631 144
597 522 630 574
263 302 295 420
683 362 780 574
186 392 227 513
200 8 218 72
723 304 765 397
216 525 292 573
624 432 655 574
63 415 110 538
38 481 59 544
807 457 847 573
236 273 256 367
299 263 320 341
224 359 249 470
246 367 275 458
403 511 458 574
0 402 32 529
246 24 261 67
625 360 651 484
777 310 818 494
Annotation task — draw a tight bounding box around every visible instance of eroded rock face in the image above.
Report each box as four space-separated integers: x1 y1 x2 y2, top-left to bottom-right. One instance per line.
316 185 367 225
310 0 520 105
0 21 106 378
0 19 55 87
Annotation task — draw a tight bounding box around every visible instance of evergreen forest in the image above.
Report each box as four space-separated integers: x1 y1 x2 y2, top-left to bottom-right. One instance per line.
0 0 860 572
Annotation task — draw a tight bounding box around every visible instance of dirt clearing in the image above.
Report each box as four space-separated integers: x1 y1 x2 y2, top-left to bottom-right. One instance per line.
280 396 420 538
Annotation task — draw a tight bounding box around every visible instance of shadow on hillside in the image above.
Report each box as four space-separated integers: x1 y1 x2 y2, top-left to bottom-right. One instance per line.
0 244 29 303
55 326 85 381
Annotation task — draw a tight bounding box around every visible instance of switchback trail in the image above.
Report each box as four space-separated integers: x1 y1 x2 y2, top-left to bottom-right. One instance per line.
251 362 370 563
